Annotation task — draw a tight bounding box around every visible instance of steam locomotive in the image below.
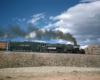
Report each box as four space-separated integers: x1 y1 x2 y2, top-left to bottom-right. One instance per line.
0 41 85 53
9 41 85 53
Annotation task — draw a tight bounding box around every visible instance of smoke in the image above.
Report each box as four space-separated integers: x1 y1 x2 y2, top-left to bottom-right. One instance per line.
7 25 27 37
35 29 77 45
0 25 77 45
0 27 6 38
0 25 28 41
25 25 77 45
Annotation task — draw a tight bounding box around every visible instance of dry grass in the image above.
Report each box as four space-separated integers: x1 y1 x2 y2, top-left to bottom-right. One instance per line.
0 51 100 68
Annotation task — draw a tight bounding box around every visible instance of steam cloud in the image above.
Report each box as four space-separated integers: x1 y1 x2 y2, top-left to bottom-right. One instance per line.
0 25 77 45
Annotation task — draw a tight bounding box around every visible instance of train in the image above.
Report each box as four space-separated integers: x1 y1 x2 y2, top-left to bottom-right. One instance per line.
0 41 7 51
0 41 85 53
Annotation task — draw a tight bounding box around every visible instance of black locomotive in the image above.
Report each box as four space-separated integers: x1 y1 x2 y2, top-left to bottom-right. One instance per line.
8 41 85 53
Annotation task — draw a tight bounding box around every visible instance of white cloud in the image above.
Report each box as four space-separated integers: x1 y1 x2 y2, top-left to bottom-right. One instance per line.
18 19 21 21
12 18 25 22
55 27 71 33
53 39 74 44
50 13 72 20
84 39 91 43
22 18 25 21
25 28 45 39
25 31 36 38
98 38 100 42
12 18 18 20
44 23 53 29
31 40 46 43
28 18 40 25
80 45 88 49
67 42 74 45
57 39 67 43
44 20 72 30
80 0 100 2
25 39 46 43
31 13 45 18
27 13 45 25
44 1 100 46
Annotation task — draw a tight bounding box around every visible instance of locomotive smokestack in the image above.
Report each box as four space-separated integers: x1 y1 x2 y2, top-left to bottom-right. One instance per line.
74 40 77 45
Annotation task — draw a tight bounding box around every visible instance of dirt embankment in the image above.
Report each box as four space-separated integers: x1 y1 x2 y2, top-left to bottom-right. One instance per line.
85 44 100 54
0 51 100 80
0 51 100 68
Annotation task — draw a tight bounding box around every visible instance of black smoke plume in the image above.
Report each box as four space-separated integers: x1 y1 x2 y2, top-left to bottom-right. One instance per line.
0 25 77 45
0 27 6 38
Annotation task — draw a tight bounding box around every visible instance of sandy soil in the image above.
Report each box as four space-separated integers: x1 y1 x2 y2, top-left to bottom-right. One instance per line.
0 67 100 80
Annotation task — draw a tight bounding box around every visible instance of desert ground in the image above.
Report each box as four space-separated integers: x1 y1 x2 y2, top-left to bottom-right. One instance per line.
0 67 100 80
0 51 100 80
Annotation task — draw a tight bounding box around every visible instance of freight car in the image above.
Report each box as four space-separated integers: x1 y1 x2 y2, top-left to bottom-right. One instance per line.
8 41 85 53
0 41 7 51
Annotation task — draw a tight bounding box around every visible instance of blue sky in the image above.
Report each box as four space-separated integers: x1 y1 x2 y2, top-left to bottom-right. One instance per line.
0 0 100 48
0 0 79 27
